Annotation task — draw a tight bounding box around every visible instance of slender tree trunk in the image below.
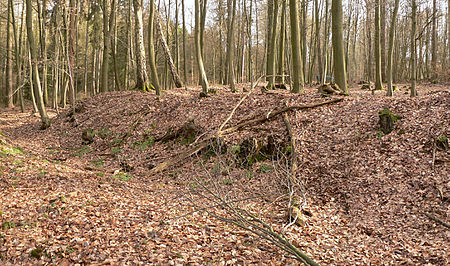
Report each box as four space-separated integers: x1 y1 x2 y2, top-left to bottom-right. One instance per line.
315 0 322 83
365 0 372 84
387 0 400 96
226 0 237 92
133 0 150 90
5 0 14 107
101 0 114 92
149 0 161 95
124 0 132 89
247 0 253 87
26 0 50 128
410 0 417 97
195 0 209 93
267 0 279 89
182 0 187 85
10 0 25 111
289 0 304 93
322 0 330 84
301 0 308 81
155 11 184 88
374 0 383 90
265 0 274 81
111 9 121 91
431 0 437 79
277 0 286 85
331 0 348 94
380 0 386 82
175 0 180 71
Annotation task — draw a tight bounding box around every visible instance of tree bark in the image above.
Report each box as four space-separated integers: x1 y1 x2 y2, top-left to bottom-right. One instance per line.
148 0 161 95
331 0 348 94
226 0 237 92
267 0 279 89
374 0 383 90
26 0 50 128
195 0 209 93
386 0 400 96
5 0 14 107
133 0 150 90
277 0 286 85
155 11 184 88
182 0 188 85
431 0 437 79
289 0 304 93
410 0 417 97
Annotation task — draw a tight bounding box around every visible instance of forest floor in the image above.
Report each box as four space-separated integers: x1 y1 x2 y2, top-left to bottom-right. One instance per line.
0 83 448 265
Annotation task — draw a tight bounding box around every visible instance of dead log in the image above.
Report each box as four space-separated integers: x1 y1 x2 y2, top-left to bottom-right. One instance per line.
157 119 201 144
148 98 343 176
219 98 344 136
282 113 307 228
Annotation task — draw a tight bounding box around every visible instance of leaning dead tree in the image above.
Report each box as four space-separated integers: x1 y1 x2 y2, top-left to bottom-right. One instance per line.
155 10 184 88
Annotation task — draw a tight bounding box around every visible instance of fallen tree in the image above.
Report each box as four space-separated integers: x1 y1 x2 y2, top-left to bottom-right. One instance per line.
148 97 343 176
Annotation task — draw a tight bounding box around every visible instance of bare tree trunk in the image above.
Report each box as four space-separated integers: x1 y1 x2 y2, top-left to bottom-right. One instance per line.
5 0 14 107
246 0 253 88
148 0 161 95
101 0 115 92
265 0 274 81
277 0 286 85
301 0 308 81
431 0 437 80
26 0 50 128
182 0 188 85
267 0 279 89
365 0 372 83
315 0 322 83
322 0 330 84
374 0 383 90
133 0 150 91
10 0 25 111
331 0 348 94
175 0 180 71
380 0 386 82
111 9 121 91
83 4 90 95
410 0 417 97
155 11 184 88
195 0 209 93
387 0 400 96
226 0 237 92
289 0 304 93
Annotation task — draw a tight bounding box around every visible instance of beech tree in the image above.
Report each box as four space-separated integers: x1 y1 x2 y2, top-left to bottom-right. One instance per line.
26 0 50 128
387 0 400 96
133 0 150 90
374 0 383 90
195 0 209 93
0 0 448 112
331 0 348 94
289 0 304 93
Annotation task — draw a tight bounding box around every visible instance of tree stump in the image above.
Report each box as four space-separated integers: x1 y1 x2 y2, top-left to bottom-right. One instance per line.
159 119 202 144
436 136 449 151
82 129 95 144
378 109 401 134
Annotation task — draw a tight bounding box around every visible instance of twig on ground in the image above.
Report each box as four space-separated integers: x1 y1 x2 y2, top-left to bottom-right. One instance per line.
424 212 450 229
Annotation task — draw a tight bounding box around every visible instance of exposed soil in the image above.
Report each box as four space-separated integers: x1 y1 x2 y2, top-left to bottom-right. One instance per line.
1 84 448 265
